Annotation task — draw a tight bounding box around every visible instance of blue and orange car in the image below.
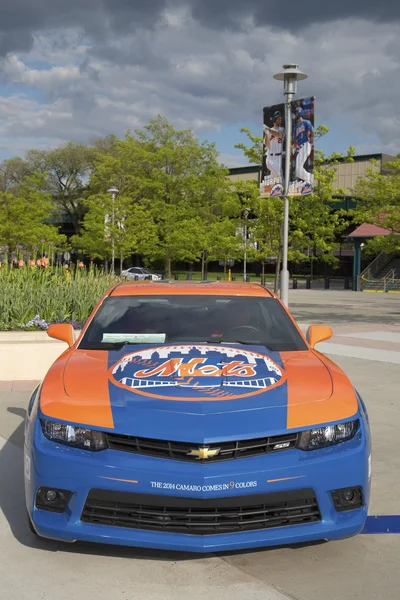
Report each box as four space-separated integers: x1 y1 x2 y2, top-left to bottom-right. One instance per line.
24 281 371 552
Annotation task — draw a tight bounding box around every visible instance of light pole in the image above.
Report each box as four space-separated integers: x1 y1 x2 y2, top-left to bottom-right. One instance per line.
243 207 250 282
107 186 119 276
273 64 308 306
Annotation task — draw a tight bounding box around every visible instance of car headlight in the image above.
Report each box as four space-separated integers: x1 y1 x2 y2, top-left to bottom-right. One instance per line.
41 420 107 451
298 419 359 451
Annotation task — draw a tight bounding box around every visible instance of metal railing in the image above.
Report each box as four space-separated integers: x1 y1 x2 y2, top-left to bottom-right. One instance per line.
358 252 391 291
360 269 396 292
387 278 400 292
383 269 395 292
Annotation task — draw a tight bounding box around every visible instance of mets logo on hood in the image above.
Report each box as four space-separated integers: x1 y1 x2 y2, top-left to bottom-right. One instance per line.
109 345 286 401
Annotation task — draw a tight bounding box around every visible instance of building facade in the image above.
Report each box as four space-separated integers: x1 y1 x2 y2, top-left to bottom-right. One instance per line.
227 153 397 194
227 153 398 281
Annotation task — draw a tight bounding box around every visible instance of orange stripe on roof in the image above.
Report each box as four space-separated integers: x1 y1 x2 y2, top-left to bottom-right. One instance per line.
111 281 272 297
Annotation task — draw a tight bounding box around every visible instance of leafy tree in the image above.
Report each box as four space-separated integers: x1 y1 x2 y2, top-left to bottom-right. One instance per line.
198 218 242 277
249 195 284 289
192 158 242 278
234 126 354 286
0 174 65 252
135 116 238 277
91 134 119 156
26 142 95 234
0 157 33 193
234 128 263 165
353 157 400 254
83 116 236 277
71 193 159 270
235 123 329 165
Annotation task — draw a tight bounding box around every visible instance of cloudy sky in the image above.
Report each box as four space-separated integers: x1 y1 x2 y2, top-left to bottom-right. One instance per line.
0 0 400 166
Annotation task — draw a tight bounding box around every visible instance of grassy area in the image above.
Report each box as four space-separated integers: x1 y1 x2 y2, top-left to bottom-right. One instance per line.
171 271 276 282
169 271 334 282
0 264 119 331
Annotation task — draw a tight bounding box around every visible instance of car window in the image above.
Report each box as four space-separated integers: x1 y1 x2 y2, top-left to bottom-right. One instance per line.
128 268 141 273
79 295 307 352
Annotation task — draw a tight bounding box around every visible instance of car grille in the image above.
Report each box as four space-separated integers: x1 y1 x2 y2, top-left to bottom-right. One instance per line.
81 489 321 535
105 432 299 463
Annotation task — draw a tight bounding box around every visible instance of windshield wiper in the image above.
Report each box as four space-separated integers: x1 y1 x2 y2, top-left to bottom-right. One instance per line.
79 342 141 350
206 340 277 351
232 340 277 351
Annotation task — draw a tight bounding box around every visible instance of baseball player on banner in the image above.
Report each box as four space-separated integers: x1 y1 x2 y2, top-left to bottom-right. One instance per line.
263 110 285 182
293 106 314 183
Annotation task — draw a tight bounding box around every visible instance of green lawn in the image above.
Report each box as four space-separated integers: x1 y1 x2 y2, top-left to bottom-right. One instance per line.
170 271 276 282
169 271 329 282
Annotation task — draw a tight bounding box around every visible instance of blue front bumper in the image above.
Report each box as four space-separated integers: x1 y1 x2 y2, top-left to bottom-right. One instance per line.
25 419 371 553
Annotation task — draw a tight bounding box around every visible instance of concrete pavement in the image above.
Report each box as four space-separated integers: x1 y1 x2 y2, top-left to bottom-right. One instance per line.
0 290 399 600
0 423 290 600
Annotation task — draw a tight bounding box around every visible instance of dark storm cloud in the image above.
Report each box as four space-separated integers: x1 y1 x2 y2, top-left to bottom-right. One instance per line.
0 0 168 55
1 0 400 57
0 30 33 55
189 0 400 30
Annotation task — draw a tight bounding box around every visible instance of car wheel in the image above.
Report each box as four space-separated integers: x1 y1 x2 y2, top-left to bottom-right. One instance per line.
27 510 38 536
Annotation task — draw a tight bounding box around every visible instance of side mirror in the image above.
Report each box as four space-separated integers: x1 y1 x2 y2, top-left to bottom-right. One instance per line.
306 325 333 348
47 324 75 347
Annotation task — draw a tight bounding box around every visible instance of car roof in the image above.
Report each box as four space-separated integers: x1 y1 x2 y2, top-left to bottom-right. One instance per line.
110 281 275 297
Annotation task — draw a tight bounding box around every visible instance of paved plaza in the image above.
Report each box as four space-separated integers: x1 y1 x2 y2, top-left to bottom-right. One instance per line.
0 290 399 600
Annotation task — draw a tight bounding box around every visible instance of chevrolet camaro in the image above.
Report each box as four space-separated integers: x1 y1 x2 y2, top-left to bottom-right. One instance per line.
24 281 371 552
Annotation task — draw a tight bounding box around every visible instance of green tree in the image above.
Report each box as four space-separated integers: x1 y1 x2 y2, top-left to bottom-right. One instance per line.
199 218 242 277
0 174 65 252
231 137 285 290
26 142 95 234
0 157 32 193
71 193 159 270
192 157 242 278
288 147 355 275
249 195 284 289
234 128 263 165
83 116 236 277
353 156 400 254
135 116 238 277
234 126 354 286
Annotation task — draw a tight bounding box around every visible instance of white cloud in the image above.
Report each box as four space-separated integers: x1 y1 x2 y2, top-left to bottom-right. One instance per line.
0 18 400 161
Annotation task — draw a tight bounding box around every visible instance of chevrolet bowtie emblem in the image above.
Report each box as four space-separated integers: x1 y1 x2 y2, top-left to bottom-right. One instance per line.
187 446 221 460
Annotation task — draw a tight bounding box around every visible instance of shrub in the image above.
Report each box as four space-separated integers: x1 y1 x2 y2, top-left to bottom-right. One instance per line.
0 264 119 331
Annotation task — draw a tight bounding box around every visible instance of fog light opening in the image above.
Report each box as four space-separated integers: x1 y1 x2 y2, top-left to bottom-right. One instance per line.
45 490 58 503
342 490 356 503
331 487 363 512
36 487 72 513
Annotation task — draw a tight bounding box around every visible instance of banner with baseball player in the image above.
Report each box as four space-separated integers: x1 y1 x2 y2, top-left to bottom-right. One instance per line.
260 96 315 198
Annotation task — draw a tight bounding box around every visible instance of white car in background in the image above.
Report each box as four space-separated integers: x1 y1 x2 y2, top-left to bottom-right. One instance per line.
121 267 162 281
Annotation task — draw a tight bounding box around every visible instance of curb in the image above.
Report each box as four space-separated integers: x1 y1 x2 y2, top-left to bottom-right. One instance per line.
0 380 40 392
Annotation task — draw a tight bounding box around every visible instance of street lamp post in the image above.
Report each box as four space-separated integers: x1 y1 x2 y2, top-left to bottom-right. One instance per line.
243 208 250 282
273 64 308 307
107 186 119 276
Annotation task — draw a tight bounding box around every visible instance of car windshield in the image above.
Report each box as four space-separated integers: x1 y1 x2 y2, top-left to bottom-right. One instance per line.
141 268 151 274
79 295 307 352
